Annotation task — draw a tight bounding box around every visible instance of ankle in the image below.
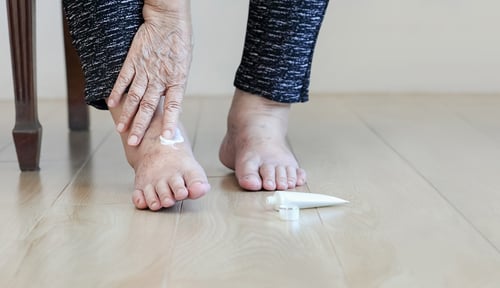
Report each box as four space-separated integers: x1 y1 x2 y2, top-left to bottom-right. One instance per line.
231 90 291 125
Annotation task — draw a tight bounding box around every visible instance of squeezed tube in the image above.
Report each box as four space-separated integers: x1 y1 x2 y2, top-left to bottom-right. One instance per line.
266 191 349 211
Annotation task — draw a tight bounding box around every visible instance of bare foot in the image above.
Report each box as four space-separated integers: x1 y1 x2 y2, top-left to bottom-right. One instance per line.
219 89 306 191
109 97 210 211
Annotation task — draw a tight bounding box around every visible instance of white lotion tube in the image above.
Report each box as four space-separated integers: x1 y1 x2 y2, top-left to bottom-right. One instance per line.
266 191 348 211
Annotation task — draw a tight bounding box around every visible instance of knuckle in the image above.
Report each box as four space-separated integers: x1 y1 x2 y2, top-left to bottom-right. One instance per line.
139 99 158 114
165 100 182 113
109 89 118 98
131 122 147 135
117 72 132 84
126 92 142 104
149 81 164 91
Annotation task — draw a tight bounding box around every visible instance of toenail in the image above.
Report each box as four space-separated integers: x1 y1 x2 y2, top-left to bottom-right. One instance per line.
163 198 173 206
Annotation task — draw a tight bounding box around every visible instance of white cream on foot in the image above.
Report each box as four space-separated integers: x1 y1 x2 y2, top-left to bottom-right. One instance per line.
159 128 184 146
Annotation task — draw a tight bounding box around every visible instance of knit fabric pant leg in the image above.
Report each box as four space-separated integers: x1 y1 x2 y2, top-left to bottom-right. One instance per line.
63 0 143 110
234 0 329 103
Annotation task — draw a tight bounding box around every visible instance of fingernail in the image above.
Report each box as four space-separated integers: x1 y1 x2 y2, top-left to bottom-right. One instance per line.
162 129 173 139
128 135 138 145
116 123 125 132
108 99 115 107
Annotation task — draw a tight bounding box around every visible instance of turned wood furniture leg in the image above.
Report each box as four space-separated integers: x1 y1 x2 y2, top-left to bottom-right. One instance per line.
62 8 89 131
7 0 42 171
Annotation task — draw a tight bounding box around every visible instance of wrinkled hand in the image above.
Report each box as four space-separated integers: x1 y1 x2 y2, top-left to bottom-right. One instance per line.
107 2 192 146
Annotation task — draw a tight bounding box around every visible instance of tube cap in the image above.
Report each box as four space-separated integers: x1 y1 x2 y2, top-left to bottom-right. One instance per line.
279 205 300 221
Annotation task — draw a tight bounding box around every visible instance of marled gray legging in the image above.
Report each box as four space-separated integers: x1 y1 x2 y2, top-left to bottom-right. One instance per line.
63 0 329 110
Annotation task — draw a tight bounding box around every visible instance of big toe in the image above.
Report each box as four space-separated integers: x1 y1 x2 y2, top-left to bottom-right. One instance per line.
184 168 210 199
236 159 263 191
187 181 211 199
238 174 262 191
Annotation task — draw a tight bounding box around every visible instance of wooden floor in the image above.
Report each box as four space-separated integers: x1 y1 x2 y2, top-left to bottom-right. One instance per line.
1 94 500 288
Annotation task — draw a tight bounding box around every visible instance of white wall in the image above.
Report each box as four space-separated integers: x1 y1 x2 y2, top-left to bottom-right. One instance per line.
1 0 500 100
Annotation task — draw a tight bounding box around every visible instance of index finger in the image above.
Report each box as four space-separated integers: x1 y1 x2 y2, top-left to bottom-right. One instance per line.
108 60 135 108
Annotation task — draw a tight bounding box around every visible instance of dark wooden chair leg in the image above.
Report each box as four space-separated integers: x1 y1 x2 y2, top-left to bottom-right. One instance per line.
62 8 89 131
7 0 42 171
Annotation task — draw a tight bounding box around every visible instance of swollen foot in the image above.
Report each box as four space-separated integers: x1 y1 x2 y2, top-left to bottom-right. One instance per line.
219 89 306 191
109 98 210 211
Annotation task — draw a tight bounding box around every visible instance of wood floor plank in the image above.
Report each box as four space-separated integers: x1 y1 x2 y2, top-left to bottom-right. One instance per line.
435 94 500 144
166 176 347 288
288 96 500 287
55 132 134 205
3 203 181 288
0 143 112 286
345 95 500 250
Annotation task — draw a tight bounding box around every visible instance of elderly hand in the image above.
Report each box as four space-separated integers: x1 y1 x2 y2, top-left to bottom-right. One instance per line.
107 0 192 146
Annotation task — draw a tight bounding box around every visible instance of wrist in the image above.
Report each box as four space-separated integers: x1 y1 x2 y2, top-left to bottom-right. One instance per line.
143 0 190 17
144 4 191 27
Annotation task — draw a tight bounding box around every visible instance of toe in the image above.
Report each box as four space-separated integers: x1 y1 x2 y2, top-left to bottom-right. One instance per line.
156 180 176 208
185 169 210 199
235 158 262 191
275 166 288 190
132 189 148 209
170 176 189 201
286 166 298 189
296 168 307 186
238 174 262 191
187 182 211 199
260 164 276 190
143 184 162 211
